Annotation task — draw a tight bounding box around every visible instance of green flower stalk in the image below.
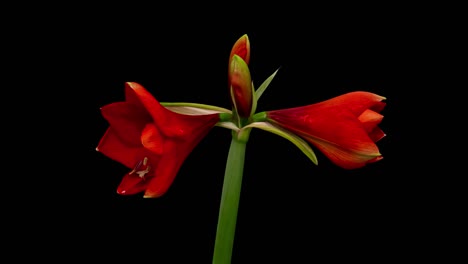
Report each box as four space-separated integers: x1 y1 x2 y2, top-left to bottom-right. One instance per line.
212 133 248 264
213 35 254 264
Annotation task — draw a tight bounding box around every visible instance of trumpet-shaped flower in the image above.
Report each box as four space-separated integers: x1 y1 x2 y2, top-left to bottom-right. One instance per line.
96 82 220 197
266 91 386 169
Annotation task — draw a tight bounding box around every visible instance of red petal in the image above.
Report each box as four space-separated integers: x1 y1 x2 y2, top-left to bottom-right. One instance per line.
294 91 386 117
96 128 144 168
369 127 386 142
100 102 150 146
143 117 218 198
229 34 250 65
125 82 219 139
303 134 382 169
117 172 149 195
163 112 220 139
124 82 172 131
143 141 186 198
141 123 164 155
320 91 386 116
358 109 384 134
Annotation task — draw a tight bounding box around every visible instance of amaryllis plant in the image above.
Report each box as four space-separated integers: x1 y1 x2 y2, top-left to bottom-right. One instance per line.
97 34 386 263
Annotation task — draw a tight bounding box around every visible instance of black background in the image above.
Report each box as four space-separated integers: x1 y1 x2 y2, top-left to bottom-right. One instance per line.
11 4 454 263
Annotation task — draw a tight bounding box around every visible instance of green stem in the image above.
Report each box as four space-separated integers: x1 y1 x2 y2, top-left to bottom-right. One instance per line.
212 134 248 264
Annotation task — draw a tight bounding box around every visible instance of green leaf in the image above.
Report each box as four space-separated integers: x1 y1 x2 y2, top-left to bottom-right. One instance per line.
255 68 280 101
245 121 318 165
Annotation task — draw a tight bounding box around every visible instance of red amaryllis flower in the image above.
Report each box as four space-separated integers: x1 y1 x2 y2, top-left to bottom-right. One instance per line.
266 91 386 169
96 82 220 198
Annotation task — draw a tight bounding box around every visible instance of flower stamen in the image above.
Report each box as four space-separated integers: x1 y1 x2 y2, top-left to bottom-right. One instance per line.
129 157 151 179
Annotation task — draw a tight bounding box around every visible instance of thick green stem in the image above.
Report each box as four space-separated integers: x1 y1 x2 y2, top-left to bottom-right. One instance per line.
212 134 248 264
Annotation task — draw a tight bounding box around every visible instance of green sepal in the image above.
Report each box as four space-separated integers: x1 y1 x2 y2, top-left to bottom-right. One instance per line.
251 111 267 122
219 113 233 122
249 80 258 116
161 102 232 115
245 121 318 165
229 87 241 128
216 121 239 131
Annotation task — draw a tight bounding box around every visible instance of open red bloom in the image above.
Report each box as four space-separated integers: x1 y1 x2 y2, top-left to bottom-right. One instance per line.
267 91 386 169
96 82 220 197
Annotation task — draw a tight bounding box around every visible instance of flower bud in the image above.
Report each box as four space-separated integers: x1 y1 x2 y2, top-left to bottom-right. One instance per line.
229 34 250 65
229 55 253 117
